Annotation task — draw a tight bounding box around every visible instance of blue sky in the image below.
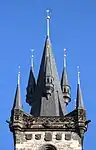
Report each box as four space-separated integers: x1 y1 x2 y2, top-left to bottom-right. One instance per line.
0 0 95 149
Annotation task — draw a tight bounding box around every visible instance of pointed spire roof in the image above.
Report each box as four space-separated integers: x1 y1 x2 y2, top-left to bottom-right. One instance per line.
61 48 69 86
30 11 66 116
26 50 36 105
13 66 22 110
76 66 84 109
28 49 36 87
27 67 36 88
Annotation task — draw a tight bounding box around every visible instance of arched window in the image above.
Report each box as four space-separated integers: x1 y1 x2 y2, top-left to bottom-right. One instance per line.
40 144 57 150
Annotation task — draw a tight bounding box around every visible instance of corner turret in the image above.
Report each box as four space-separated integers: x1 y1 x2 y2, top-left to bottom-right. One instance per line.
75 66 90 148
10 66 23 133
61 48 71 105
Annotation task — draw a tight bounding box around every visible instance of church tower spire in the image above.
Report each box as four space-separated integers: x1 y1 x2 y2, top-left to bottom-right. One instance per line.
61 48 71 105
8 11 90 150
30 10 66 116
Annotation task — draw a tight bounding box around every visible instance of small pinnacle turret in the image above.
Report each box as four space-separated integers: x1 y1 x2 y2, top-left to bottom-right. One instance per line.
61 48 71 105
12 66 22 110
26 50 36 106
76 66 84 109
75 66 89 148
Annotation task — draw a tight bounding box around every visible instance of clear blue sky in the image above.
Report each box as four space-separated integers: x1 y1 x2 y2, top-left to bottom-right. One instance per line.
0 0 95 149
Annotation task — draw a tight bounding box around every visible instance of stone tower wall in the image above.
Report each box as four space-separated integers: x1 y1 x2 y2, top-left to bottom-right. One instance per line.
15 131 82 150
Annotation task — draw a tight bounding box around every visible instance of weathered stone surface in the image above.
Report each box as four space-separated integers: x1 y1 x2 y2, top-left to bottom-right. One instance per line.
71 132 81 144
25 134 32 140
65 133 71 140
15 131 82 150
56 133 62 140
44 132 52 141
35 134 41 140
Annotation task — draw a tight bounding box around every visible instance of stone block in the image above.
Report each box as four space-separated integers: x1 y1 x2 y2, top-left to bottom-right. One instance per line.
44 132 52 141
25 134 32 140
65 133 71 140
35 134 41 140
56 133 62 140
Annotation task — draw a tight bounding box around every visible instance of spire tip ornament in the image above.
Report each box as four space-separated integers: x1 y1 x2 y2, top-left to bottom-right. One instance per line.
46 9 50 37
18 65 20 85
30 49 34 71
64 48 67 68
77 66 80 85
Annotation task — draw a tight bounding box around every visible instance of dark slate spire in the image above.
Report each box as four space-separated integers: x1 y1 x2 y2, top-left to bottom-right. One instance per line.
26 50 36 106
76 67 84 109
13 66 22 110
61 48 71 105
30 10 66 116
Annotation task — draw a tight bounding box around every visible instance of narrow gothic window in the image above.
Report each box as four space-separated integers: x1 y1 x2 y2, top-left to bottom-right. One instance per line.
64 87 66 93
47 78 49 83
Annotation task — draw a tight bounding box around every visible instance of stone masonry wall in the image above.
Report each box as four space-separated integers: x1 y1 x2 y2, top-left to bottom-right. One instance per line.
15 131 82 150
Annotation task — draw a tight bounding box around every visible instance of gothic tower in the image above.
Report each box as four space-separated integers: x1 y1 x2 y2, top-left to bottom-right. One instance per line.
8 11 90 150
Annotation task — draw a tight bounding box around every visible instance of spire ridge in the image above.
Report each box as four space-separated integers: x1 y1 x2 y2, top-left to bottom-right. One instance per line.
64 48 67 68
46 10 50 37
